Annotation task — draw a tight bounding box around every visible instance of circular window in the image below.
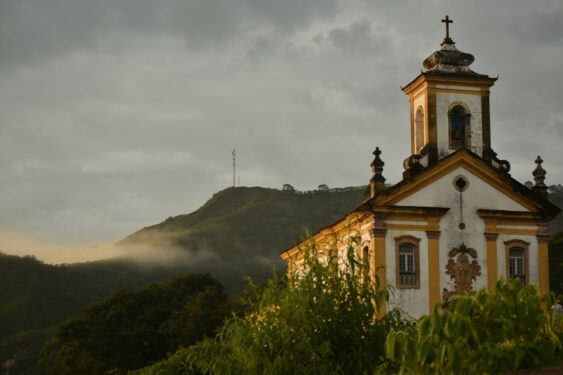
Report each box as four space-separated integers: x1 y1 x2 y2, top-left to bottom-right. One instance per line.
453 175 469 192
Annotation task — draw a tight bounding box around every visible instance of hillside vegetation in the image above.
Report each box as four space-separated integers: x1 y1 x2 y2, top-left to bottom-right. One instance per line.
0 186 366 373
37 274 229 375
0 254 186 342
119 186 366 291
137 245 563 375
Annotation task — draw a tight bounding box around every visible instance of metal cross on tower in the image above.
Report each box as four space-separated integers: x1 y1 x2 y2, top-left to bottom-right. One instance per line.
442 15 453 43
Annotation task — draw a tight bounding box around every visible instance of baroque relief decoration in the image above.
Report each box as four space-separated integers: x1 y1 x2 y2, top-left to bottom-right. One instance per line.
442 243 481 300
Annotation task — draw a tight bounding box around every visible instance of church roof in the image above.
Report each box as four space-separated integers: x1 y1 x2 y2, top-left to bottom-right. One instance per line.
280 148 560 260
359 148 561 218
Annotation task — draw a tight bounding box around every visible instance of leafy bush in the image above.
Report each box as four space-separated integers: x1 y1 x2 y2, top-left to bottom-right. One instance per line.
386 280 563 374
136 236 401 374
137 241 563 375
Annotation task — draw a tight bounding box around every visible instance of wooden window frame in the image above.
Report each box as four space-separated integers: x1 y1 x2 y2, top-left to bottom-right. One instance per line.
395 235 421 289
504 239 530 285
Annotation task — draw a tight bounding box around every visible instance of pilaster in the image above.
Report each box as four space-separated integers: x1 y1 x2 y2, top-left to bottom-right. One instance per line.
537 235 550 294
371 213 387 317
484 232 498 289
426 230 441 312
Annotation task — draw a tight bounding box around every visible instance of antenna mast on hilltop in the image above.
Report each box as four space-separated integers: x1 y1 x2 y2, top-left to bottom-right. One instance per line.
232 149 236 187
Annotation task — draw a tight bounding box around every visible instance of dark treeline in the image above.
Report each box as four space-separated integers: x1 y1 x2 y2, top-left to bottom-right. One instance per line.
37 274 230 375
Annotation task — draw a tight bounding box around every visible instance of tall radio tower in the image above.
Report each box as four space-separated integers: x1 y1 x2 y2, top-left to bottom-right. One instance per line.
232 149 236 187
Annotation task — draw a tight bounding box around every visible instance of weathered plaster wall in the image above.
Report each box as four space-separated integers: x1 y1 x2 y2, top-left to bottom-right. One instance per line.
396 167 529 300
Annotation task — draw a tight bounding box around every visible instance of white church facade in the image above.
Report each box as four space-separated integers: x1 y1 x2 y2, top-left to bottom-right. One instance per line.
280 17 560 317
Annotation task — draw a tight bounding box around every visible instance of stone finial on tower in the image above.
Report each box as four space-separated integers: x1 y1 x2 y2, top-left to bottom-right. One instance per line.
532 155 547 198
370 147 386 198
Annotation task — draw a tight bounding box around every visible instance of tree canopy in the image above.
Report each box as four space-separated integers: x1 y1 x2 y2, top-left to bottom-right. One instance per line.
37 273 229 375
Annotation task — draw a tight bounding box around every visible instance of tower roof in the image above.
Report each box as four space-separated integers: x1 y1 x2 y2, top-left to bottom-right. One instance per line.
422 43 477 75
422 16 482 76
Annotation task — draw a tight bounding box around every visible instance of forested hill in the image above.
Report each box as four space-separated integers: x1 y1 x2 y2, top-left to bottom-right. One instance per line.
0 186 366 345
0 186 366 374
548 184 563 232
118 186 367 289
0 254 184 342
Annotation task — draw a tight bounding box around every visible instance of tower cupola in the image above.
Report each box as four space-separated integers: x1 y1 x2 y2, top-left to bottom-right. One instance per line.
401 16 497 176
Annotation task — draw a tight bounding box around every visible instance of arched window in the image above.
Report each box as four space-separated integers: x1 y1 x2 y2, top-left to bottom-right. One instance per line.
415 107 425 152
395 236 421 288
448 104 470 149
504 240 529 284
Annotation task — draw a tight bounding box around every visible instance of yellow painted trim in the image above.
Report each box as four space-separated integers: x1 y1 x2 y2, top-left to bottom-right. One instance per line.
381 151 538 212
386 223 429 231
538 241 549 294
410 96 415 153
486 238 498 289
280 210 370 260
427 79 494 89
435 88 488 95
374 235 386 317
385 215 428 222
494 229 538 236
412 83 428 99
428 236 440 312
402 73 495 97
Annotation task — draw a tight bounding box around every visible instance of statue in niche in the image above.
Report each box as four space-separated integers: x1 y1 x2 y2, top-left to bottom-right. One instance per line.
449 105 469 149
442 243 481 301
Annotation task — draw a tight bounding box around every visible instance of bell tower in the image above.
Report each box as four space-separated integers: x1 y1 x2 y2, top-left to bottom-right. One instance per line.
401 16 497 173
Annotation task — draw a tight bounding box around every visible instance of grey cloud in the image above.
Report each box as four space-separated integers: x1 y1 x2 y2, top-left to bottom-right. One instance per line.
246 36 276 61
244 0 338 31
0 0 340 71
0 0 562 261
507 2 563 44
317 19 389 56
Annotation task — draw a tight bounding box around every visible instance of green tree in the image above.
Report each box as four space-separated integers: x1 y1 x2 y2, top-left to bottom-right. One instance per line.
37 274 229 375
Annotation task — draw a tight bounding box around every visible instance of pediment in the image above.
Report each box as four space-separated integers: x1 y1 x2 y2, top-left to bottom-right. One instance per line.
375 149 553 215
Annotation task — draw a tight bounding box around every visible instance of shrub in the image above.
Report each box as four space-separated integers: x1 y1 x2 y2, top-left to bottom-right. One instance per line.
137 236 400 374
386 280 563 374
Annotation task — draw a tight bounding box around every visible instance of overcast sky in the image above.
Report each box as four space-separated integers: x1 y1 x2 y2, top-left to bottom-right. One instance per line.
1 0 562 262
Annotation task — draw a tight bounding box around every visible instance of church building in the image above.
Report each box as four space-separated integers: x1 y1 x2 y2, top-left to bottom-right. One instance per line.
280 17 561 317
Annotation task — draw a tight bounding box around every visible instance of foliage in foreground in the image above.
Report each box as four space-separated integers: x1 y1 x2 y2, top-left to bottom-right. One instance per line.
135 237 404 375
386 280 563 374
36 274 229 375
137 241 563 375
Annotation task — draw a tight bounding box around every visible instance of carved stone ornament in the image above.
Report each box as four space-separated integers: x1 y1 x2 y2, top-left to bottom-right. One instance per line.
442 243 481 301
